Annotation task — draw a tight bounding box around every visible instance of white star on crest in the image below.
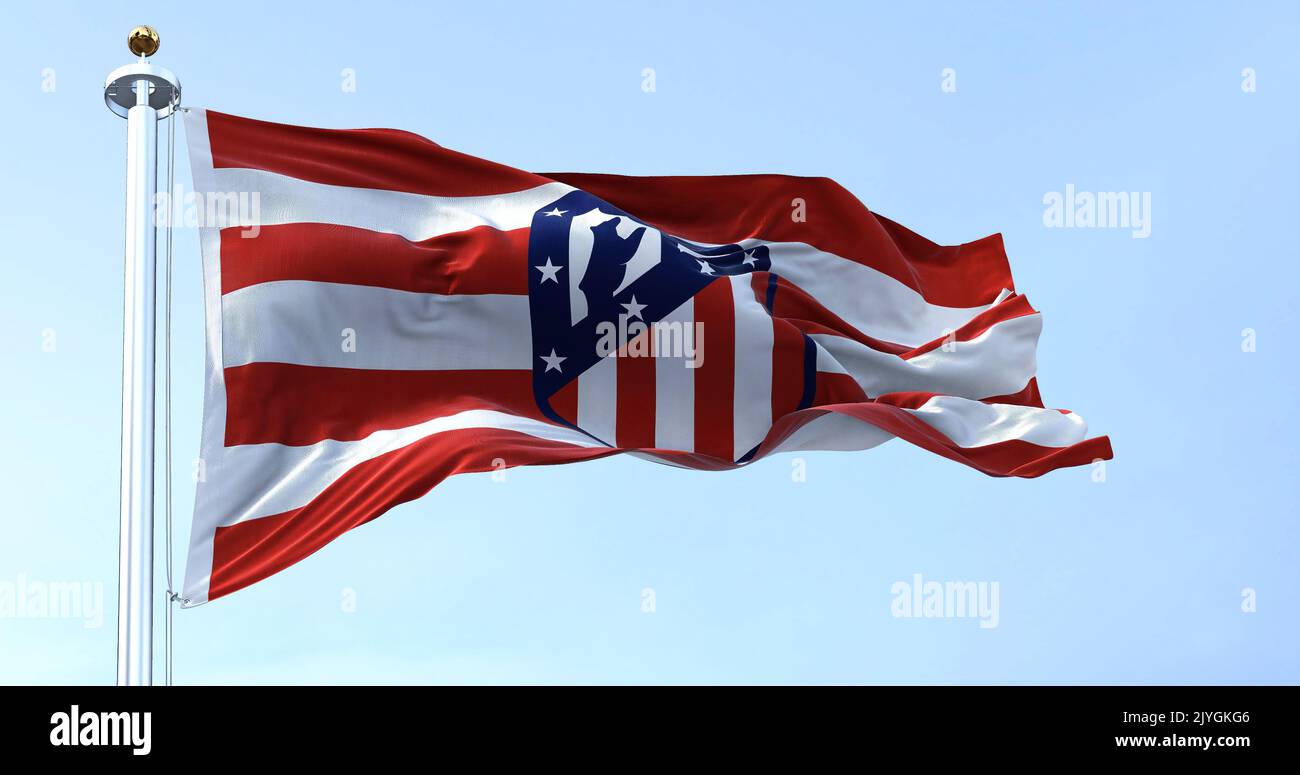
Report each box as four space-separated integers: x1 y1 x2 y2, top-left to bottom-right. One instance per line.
534 258 563 284
621 295 647 320
697 260 715 275
540 348 566 372
542 207 568 217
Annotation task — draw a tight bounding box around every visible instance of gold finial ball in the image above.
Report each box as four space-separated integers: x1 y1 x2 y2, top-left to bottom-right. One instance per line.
127 25 160 58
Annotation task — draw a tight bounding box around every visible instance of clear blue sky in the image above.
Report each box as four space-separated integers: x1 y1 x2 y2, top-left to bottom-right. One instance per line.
1 0 1296 684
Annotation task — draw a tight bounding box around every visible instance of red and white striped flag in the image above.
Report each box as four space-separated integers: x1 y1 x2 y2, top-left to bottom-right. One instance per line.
180 109 1111 605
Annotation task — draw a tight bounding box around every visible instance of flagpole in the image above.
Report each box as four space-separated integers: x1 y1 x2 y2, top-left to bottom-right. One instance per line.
103 26 180 687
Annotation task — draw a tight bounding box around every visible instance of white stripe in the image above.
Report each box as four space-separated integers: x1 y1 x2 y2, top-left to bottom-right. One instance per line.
681 237 1001 348
182 109 224 605
577 354 617 446
905 396 1088 448
653 297 695 451
194 409 602 534
814 339 850 375
810 312 1040 400
766 243 1004 348
221 281 532 370
770 412 894 454
766 395 1084 458
203 165 573 242
730 276 773 459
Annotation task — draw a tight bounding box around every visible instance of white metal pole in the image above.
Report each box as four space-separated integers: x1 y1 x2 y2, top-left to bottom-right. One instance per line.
117 78 158 686
104 26 180 687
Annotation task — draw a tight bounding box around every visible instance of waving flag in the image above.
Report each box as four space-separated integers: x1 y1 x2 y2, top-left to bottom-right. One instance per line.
181 109 1111 605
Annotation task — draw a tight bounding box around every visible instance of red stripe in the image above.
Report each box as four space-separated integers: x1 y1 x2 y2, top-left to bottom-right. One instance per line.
870 392 955 411
769 274 911 355
220 223 529 296
544 172 1012 309
206 110 549 197
548 379 579 425
615 331 656 448
636 450 737 472
691 279 735 461
763 271 809 420
208 428 617 602
224 364 542 446
981 378 1044 409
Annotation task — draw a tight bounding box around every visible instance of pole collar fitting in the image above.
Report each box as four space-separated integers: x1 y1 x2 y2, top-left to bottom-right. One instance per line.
104 63 181 120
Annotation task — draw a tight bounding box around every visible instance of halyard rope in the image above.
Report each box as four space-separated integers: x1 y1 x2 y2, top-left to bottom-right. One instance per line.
163 103 177 686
